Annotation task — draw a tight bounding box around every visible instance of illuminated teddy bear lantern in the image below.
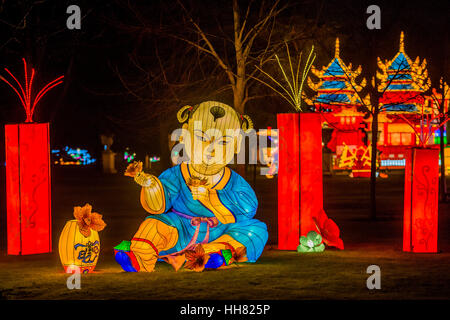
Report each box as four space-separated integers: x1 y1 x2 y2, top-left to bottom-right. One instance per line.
114 101 268 272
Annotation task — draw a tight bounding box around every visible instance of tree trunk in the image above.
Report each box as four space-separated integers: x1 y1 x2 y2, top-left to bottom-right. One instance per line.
233 46 246 115
233 41 247 178
233 85 245 114
370 104 379 220
439 119 447 202
234 76 247 178
159 113 171 173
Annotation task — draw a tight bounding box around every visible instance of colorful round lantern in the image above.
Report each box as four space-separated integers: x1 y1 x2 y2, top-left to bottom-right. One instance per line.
58 204 106 273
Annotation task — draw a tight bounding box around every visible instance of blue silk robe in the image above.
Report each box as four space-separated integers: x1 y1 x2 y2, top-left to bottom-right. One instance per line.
142 162 268 262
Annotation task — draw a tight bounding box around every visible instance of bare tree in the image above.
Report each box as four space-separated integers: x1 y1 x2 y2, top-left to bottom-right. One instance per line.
172 0 287 114
426 27 450 202
417 80 450 202
436 81 450 202
305 33 431 220
102 0 336 171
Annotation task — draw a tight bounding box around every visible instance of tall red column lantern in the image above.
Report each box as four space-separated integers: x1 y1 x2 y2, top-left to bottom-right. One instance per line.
299 113 323 236
277 113 300 250
5 123 52 254
403 148 439 253
397 101 449 253
277 113 324 250
1 58 63 255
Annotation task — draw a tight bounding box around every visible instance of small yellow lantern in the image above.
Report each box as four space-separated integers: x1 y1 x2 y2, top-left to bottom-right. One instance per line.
58 204 106 273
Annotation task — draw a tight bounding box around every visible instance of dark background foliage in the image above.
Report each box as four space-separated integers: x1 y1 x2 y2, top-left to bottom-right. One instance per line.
0 0 448 165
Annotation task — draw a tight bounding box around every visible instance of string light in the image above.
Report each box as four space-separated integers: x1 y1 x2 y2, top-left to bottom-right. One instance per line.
0 58 64 122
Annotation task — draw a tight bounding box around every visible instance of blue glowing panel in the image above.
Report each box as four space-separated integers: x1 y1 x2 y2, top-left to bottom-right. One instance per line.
383 104 417 112
388 53 411 70
387 73 412 80
316 93 350 104
386 83 414 90
324 59 344 76
381 159 406 167
319 81 346 90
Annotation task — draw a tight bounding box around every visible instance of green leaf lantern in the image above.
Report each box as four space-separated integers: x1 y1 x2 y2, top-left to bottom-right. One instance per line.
297 231 325 253
221 249 233 265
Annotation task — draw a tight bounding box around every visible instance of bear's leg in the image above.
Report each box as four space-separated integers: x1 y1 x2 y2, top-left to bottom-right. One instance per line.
130 218 179 272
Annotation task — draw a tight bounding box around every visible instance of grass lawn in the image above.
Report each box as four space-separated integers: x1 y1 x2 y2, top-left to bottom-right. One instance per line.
0 166 449 300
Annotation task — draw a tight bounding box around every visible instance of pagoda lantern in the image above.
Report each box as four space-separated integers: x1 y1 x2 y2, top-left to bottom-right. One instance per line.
304 38 371 177
377 31 430 113
374 32 441 253
375 31 433 170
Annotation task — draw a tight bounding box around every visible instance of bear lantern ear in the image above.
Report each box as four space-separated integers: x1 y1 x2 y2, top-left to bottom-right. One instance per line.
240 114 254 132
177 105 192 124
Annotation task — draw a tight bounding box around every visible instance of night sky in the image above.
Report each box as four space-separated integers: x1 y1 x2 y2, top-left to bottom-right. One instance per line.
0 0 448 166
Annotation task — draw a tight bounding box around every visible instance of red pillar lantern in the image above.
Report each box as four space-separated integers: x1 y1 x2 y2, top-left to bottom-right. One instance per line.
1 58 63 255
277 113 300 250
277 113 323 249
403 147 439 253
299 113 323 236
5 123 52 254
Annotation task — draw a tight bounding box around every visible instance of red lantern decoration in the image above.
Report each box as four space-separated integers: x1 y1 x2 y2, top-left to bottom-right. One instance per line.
2 59 63 255
5 123 52 254
277 113 300 250
299 113 323 237
403 148 439 253
277 113 324 250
